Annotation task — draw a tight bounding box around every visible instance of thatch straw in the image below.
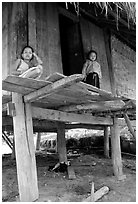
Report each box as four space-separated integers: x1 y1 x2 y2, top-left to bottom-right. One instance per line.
67 2 136 25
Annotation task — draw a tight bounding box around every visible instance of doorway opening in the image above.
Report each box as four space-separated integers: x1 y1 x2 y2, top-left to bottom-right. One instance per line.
59 14 84 76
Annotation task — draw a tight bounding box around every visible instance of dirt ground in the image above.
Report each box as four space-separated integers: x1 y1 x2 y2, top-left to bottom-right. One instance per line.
2 151 136 202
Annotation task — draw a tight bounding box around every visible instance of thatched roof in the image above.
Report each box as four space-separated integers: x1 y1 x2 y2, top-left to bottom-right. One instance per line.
68 2 136 25
63 2 136 50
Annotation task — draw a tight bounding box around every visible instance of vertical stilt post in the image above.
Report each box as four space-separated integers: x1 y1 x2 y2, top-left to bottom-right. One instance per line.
104 126 110 158
110 116 126 180
12 93 39 201
36 132 41 151
11 136 15 159
56 122 67 163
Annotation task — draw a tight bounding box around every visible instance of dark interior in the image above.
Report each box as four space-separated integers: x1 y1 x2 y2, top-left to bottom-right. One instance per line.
59 14 84 76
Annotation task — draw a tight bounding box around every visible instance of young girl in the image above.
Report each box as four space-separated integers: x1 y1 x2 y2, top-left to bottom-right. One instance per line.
12 46 43 79
82 50 102 88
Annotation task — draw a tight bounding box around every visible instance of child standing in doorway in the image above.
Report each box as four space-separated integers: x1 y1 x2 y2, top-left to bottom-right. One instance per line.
82 50 102 88
12 46 43 79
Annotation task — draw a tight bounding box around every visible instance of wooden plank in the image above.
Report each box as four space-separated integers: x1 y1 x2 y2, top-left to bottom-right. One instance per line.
31 107 113 125
2 81 34 95
59 100 125 112
12 93 38 201
45 72 65 82
4 75 51 89
2 115 104 132
46 3 63 75
28 3 37 50
24 74 84 102
2 4 9 79
103 28 116 95
45 73 101 98
78 82 117 99
67 166 76 180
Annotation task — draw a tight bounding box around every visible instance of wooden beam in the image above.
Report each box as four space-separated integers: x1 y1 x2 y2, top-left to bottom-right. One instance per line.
110 116 126 180
104 126 110 158
59 100 125 112
2 115 104 132
36 132 41 151
83 186 109 202
12 93 38 201
103 28 116 95
58 6 79 22
123 113 136 139
78 82 119 100
56 122 67 163
11 136 15 159
24 74 84 102
31 107 113 126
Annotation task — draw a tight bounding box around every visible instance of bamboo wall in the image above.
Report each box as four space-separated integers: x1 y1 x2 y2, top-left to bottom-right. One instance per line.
111 36 136 99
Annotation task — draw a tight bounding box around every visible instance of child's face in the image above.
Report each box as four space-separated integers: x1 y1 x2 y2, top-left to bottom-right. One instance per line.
22 47 33 60
89 52 97 61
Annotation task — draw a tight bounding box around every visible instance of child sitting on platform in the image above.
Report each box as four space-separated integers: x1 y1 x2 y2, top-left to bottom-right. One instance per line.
82 50 102 88
12 46 43 79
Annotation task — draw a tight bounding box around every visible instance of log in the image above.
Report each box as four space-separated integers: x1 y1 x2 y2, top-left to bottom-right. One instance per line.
83 186 109 202
57 122 67 163
110 116 126 180
59 100 125 112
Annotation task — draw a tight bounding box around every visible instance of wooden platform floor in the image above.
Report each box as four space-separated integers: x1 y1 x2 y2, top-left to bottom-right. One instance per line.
2 73 135 131
2 72 123 109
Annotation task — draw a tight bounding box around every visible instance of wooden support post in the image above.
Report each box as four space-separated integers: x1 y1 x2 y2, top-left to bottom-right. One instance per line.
36 132 41 151
110 116 126 180
11 136 15 160
123 113 136 139
104 126 110 158
56 122 67 163
12 93 39 202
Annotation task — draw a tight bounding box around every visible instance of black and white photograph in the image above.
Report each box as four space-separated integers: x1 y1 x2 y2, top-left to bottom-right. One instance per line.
2 1 136 202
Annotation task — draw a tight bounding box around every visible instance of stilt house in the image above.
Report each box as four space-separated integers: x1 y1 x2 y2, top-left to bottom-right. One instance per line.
2 2 136 202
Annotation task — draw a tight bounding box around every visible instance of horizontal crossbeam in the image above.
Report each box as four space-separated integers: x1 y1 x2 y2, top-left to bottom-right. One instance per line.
31 107 113 125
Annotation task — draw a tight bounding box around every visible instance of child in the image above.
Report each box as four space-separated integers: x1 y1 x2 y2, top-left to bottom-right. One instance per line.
12 46 43 79
82 50 102 88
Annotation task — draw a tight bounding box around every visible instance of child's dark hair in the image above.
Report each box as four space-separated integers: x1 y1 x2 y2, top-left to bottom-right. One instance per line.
86 50 97 60
21 45 34 60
